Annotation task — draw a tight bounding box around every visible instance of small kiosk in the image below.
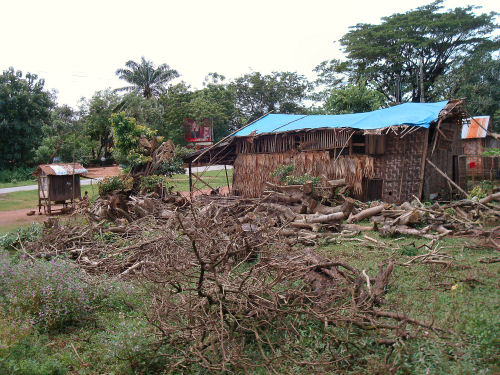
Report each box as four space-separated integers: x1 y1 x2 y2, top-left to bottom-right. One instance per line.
34 163 88 214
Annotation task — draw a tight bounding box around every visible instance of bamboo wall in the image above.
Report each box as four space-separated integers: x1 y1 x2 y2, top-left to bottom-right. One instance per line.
423 119 463 199
232 128 431 203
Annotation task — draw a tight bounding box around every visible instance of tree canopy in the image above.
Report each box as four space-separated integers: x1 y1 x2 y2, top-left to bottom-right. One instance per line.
115 57 179 99
339 1 499 103
0 67 54 168
324 80 385 114
230 71 311 122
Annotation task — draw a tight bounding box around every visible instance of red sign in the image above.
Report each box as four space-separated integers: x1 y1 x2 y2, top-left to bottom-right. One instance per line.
184 119 213 143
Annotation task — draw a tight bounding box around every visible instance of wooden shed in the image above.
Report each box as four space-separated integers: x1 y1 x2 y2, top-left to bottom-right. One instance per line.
185 100 466 203
33 163 88 214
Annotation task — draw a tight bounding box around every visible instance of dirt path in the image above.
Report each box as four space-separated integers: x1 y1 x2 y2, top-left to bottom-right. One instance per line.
0 208 46 230
84 165 122 179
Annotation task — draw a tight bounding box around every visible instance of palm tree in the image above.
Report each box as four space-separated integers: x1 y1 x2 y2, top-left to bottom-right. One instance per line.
115 57 179 99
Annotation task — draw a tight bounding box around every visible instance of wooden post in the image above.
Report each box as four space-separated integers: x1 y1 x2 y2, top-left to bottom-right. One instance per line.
224 165 230 194
188 162 193 192
418 129 429 200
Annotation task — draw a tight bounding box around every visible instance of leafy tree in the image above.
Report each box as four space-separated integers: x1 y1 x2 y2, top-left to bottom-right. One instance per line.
434 51 500 132
324 80 385 114
115 57 179 99
338 1 499 102
121 93 165 135
34 106 93 164
0 67 54 168
80 89 121 159
189 73 239 138
159 83 193 145
312 59 350 101
110 112 158 167
230 71 311 122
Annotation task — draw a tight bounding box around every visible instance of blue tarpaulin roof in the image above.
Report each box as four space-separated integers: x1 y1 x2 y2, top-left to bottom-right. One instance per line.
234 101 449 137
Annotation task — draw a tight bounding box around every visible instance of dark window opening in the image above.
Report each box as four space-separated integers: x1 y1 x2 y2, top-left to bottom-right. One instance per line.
351 133 366 154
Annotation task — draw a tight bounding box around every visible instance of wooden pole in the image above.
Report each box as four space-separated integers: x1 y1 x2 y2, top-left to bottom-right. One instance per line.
224 165 230 194
426 159 467 197
188 162 193 192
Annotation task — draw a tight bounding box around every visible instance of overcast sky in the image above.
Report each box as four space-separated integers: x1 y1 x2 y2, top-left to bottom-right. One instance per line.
1 0 498 108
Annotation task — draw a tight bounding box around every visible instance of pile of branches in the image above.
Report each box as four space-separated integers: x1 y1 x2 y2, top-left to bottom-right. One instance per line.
262 180 500 247
140 200 449 373
22 194 453 372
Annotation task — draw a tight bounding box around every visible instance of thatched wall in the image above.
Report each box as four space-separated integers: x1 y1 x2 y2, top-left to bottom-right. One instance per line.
232 128 432 203
373 128 428 202
423 119 463 199
232 151 374 198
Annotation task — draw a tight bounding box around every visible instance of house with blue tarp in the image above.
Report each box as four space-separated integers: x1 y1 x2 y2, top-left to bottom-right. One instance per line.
185 99 465 203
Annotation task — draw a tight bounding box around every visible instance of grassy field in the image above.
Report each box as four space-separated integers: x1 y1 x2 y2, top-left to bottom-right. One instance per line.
0 184 100 213
0 223 498 374
0 190 39 211
169 168 233 192
0 179 37 189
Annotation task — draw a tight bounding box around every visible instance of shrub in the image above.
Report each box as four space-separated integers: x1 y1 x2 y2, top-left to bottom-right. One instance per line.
0 223 43 251
468 180 493 200
98 176 133 196
271 164 321 186
156 158 185 176
140 175 173 194
482 148 500 156
0 252 100 331
0 167 36 183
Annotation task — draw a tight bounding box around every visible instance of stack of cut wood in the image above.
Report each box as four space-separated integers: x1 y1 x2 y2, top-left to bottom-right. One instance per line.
260 180 500 244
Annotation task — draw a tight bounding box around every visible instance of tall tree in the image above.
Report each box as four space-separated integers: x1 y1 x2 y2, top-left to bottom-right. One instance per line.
434 50 500 132
230 71 311 122
0 67 54 168
115 57 179 99
324 80 385 114
159 83 194 145
80 89 121 159
338 1 499 102
35 106 93 165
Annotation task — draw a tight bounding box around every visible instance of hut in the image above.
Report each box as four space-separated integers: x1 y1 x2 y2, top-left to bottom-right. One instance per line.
185 100 465 203
459 116 500 186
33 163 88 214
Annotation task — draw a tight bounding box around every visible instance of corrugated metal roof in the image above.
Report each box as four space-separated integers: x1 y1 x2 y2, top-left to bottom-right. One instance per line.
34 163 88 176
461 116 490 139
234 101 449 137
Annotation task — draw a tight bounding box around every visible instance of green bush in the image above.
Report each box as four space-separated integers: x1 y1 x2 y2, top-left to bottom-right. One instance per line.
98 176 133 196
0 167 36 183
468 180 493 200
482 148 500 156
0 223 43 251
156 158 185 176
0 252 103 331
140 175 174 194
271 164 321 186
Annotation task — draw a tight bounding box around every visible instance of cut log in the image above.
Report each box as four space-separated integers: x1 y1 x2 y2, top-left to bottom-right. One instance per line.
479 192 500 205
394 210 420 225
326 178 346 188
347 204 386 223
298 212 345 224
341 223 374 232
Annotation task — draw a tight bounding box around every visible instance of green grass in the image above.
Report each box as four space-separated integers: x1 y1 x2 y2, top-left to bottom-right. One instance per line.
0 190 39 211
0 185 99 213
316 232 500 374
0 179 37 189
169 168 233 192
0 228 498 373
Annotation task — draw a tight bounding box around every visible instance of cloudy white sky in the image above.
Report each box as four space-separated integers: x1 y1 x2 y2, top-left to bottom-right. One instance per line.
1 0 498 108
